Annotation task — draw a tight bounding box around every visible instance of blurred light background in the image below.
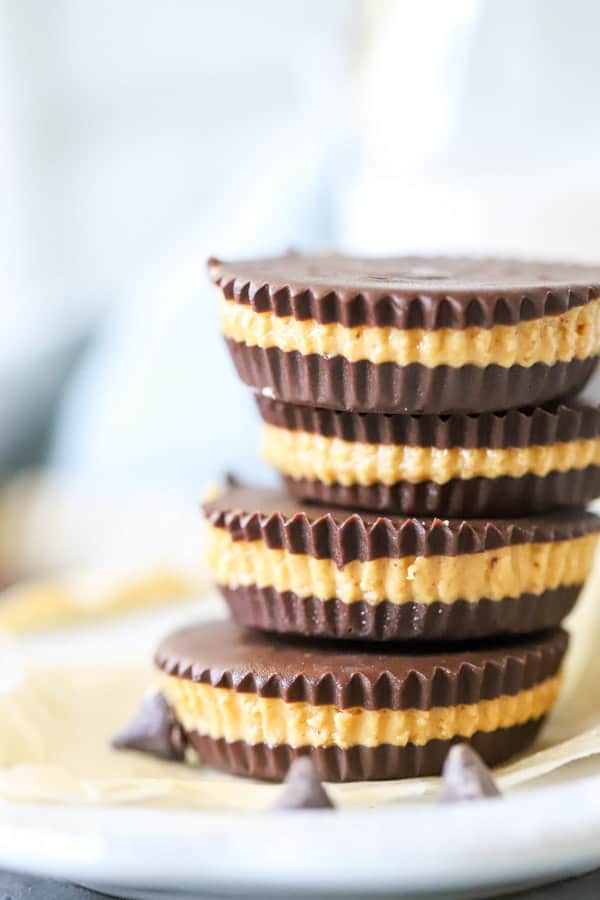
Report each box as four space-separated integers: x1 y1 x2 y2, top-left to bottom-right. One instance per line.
2 0 600 495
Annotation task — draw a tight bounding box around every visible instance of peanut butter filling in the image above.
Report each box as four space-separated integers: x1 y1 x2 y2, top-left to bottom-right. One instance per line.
220 294 600 368
261 425 600 486
205 525 597 605
162 675 560 749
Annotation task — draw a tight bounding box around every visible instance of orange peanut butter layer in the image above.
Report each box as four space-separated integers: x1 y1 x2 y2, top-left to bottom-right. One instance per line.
261 426 600 485
205 524 597 606
220 295 600 369
163 676 560 749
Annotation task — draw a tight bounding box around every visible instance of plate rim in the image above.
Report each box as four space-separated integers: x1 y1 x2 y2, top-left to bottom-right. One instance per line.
1 769 600 895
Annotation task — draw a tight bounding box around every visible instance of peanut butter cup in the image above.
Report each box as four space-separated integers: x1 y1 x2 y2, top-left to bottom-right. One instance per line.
257 395 600 516
155 620 568 782
210 254 600 414
203 485 599 642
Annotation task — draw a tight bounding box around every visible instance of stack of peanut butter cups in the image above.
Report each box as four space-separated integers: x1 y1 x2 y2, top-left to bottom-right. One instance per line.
157 255 600 782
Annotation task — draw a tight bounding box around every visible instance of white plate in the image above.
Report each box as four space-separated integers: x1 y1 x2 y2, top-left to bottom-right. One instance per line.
0 772 599 898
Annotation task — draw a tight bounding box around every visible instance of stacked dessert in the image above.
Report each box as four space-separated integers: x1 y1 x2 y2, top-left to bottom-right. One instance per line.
154 256 600 781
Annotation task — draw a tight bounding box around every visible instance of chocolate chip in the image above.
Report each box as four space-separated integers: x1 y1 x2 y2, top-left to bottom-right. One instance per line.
224 471 242 488
112 693 185 761
439 744 501 802
273 757 335 810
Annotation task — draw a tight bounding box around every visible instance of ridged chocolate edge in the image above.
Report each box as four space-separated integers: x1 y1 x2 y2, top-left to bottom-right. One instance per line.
257 395 600 448
227 341 598 414
204 487 600 561
156 628 568 709
209 256 599 329
222 585 580 642
282 469 600 517
187 720 545 781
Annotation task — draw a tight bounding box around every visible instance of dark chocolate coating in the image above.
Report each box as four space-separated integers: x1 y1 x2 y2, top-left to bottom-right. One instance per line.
221 584 580 643
203 485 600 562
282 469 600 517
209 254 600 329
155 620 568 711
185 719 545 782
227 341 598 414
257 395 600 449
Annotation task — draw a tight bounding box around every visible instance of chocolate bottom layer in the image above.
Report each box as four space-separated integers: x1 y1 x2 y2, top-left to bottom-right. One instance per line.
226 340 598 413
283 467 600 517
187 719 544 781
221 585 580 641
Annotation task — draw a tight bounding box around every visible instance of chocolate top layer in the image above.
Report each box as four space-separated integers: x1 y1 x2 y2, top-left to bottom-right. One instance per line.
208 254 600 329
203 485 600 562
256 395 600 449
155 620 568 710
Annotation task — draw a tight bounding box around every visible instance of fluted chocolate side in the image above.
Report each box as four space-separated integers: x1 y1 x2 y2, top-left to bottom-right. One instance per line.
256 395 600 447
155 621 568 710
186 720 545 782
221 585 580 642
227 341 598 414
210 254 600 328
204 486 600 563
282 470 600 517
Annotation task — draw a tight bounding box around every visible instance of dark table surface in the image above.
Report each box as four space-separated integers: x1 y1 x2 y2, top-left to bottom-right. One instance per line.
2 868 600 899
